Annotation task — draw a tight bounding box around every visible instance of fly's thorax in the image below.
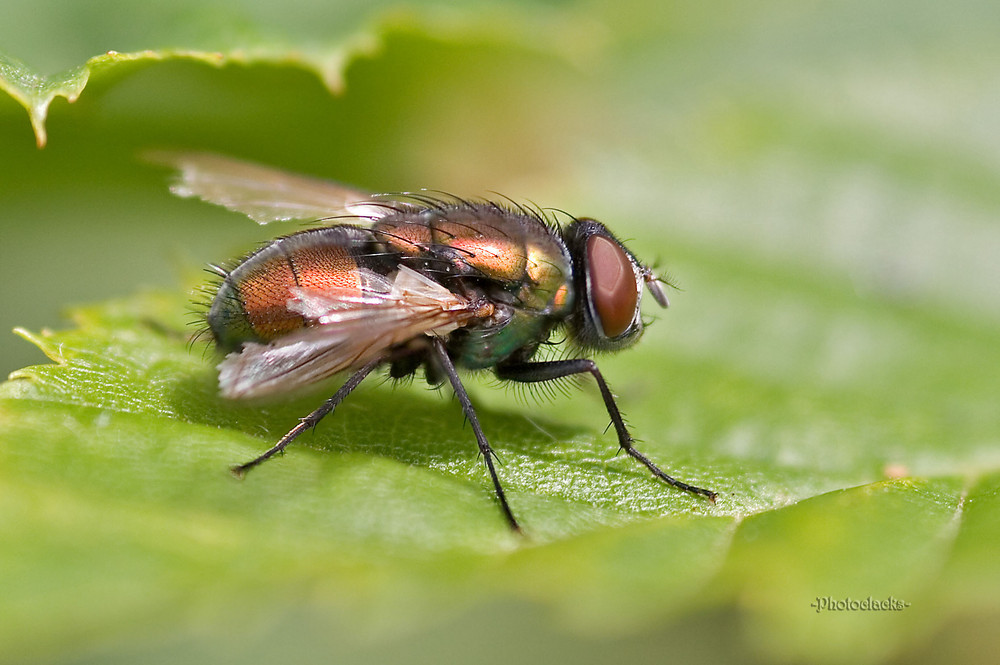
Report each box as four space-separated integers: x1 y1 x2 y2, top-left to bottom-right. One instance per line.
207 226 380 351
562 218 664 352
451 304 556 369
375 207 525 281
372 203 573 315
518 225 574 314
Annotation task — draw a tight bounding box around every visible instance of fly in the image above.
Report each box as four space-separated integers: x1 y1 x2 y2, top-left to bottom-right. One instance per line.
156 152 716 531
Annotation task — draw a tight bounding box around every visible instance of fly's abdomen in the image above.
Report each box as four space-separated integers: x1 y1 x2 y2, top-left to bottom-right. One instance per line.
208 227 375 351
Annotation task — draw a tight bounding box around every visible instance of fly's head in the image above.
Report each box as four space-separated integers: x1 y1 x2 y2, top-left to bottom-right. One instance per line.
563 218 670 352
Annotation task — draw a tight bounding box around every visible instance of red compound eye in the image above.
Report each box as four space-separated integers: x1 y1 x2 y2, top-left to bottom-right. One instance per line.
585 234 638 338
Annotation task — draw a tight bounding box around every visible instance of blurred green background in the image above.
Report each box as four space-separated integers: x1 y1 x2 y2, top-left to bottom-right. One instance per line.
2 1 999 664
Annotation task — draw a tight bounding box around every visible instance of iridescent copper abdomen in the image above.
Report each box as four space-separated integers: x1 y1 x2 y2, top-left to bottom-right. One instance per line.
209 226 381 351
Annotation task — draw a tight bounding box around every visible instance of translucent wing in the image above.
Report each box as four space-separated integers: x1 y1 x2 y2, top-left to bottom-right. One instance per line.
147 151 390 224
218 266 484 399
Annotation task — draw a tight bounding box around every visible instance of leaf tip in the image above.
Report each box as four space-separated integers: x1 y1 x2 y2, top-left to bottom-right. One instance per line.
12 326 45 350
31 116 48 148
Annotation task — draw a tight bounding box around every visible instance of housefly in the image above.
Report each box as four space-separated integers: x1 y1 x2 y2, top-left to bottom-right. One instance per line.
157 152 716 531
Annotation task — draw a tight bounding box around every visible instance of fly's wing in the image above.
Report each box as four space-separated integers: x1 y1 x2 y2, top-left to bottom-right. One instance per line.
147 151 391 224
218 266 482 399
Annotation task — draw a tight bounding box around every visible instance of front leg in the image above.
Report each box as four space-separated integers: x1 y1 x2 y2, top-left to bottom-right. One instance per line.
496 359 717 502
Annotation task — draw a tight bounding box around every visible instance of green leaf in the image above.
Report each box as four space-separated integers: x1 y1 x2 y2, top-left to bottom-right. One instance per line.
3 2 999 664
1 49 286 148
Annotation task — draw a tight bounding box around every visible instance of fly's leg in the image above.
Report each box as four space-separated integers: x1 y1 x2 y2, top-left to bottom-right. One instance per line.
230 358 382 478
431 337 521 532
496 359 717 502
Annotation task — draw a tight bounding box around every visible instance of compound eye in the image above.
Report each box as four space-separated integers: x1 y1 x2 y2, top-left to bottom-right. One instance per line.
586 234 639 338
